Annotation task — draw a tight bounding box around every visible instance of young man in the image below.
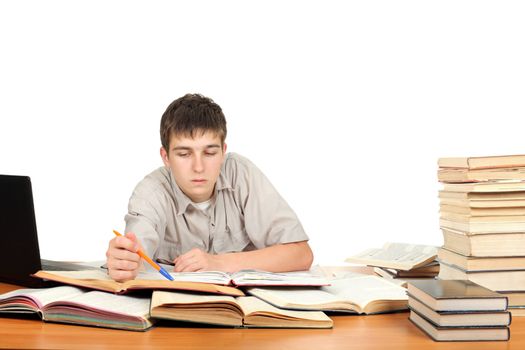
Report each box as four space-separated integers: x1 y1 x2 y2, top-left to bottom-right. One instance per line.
106 94 313 282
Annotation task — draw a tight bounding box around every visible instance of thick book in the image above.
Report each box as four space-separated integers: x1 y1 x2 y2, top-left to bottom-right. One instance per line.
440 204 525 216
442 181 525 193
408 296 511 327
438 167 525 183
373 262 439 278
438 247 525 271
406 279 508 311
441 228 525 257
246 273 408 314
0 286 153 331
438 154 525 170
439 190 525 208
438 263 525 292
150 291 333 328
344 242 438 271
32 270 244 296
409 310 510 342
440 217 525 234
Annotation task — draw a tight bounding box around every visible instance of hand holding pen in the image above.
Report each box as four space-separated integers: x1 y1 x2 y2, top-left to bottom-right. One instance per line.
106 230 174 282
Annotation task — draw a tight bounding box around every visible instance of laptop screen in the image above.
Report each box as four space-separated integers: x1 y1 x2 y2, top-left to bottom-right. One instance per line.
0 175 45 286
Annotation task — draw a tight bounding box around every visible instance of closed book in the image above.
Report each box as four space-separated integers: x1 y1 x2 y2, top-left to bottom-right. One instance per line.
439 190 525 208
441 229 525 257
440 204 525 216
442 181 525 193
438 247 525 271
408 296 511 327
440 218 525 234
150 291 333 329
438 263 525 292
438 154 525 170
409 310 510 342
407 279 508 312
438 167 525 183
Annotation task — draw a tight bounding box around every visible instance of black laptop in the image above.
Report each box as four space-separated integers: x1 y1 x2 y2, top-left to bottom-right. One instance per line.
0 174 96 287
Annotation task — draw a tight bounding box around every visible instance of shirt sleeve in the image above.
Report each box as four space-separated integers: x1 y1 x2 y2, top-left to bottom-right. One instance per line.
124 179 167 259
230 154 309 249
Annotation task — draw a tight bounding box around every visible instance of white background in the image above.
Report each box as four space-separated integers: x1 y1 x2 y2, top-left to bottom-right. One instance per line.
1 1 524 265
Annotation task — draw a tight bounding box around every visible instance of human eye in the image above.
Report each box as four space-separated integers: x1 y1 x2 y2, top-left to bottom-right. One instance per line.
176 152 191 158
204 151 218 157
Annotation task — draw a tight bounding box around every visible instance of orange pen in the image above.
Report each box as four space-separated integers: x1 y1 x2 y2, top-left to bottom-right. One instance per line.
112 230 174 281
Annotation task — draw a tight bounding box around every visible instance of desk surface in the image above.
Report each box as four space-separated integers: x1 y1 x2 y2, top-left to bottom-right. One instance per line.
1 281 524 349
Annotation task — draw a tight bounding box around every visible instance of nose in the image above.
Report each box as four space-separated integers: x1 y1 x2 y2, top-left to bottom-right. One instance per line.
192 154 204 173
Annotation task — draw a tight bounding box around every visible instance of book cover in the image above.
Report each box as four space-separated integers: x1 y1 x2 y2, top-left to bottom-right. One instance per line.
407 279 508 311
409 309 510 341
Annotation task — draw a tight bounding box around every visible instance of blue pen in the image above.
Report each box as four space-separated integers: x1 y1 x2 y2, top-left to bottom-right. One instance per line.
113 230 174 281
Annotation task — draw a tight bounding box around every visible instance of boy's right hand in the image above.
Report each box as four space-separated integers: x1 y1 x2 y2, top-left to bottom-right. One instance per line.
105 232 142 282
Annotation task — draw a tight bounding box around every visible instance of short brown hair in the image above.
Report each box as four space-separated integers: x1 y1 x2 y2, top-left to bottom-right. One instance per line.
160 94 227 152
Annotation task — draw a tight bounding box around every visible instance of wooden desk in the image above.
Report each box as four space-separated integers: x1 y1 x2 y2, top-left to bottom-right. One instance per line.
1 282 523 350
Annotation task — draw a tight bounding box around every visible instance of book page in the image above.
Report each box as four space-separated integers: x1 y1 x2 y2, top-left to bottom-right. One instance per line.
323 275 407 311
247 273 407 313
0 286 85 310
231 269 330 286
247 287 343 309
345 242 438 270
46 291 151 318
237 296 331 322
151 290 236 309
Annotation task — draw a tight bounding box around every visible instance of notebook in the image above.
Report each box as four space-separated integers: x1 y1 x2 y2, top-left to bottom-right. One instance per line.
0 174 96 287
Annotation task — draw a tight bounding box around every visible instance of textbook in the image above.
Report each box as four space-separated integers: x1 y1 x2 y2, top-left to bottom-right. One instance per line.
407 280 508 311
440 218 525 234
439 190 525 208
345 242 438 271
442 181 525 193
438 263 525 292
409 310 510 341
408 297 511 327
0 286 153 331
150 291 333 328
441 228 525 257
246 273 408 314
438 167 525 183
438 154 525 170
32 270 244 296
438 247 525 271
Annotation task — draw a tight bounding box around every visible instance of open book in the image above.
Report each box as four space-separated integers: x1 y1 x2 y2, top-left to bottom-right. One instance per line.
0 286 153 331
33 269 328 295
32 270 244 296
345 242 438 271
246 273 408 314
150 291 333 328
165 269 330 287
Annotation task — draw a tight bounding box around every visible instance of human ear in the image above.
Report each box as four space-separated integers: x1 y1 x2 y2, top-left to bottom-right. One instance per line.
222 143 227 154
160 147 170 166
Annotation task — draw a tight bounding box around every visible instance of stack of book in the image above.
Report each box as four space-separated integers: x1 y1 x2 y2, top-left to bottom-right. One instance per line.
345 242 439 287
407 279 511 341
437 154 525 316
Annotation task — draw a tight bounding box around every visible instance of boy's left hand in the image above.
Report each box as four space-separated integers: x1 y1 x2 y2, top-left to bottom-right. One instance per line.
173 248 223 272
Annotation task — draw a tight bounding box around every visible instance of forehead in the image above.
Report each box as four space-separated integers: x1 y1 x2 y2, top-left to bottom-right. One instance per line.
169 131 222 149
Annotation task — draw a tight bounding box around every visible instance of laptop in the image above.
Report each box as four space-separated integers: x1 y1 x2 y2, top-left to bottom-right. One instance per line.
0 174 97 287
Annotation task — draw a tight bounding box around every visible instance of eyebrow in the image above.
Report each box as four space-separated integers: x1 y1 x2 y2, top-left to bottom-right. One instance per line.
171 144 221 152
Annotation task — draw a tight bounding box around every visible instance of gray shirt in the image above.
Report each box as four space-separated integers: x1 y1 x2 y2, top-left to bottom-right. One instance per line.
124 152 308 262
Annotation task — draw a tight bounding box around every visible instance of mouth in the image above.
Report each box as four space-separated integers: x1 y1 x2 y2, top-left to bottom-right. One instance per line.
191 179 207 184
